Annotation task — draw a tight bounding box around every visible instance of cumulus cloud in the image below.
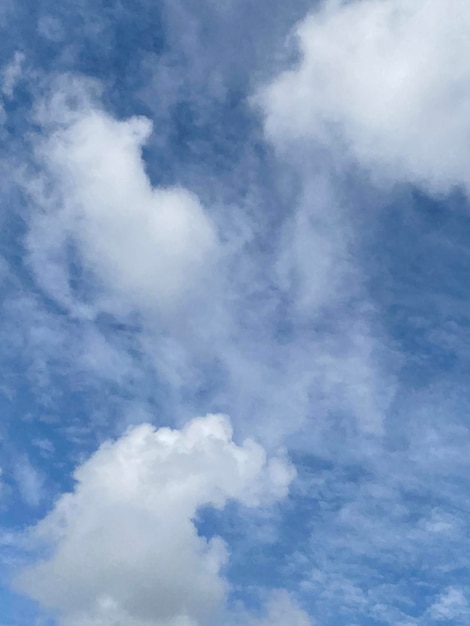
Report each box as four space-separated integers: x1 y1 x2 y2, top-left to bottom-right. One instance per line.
26 80 218 321
259 0 470 195
16 414 295 626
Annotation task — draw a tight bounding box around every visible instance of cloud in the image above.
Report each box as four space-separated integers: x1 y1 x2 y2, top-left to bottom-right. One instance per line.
244 591 313 626
259 0 470 195
3 2 470 626
250 35 398 437
16 414 295 626
2 51 24 98
14 73 394 446
12 455 45 509
429 588 470 622
26 78 218 322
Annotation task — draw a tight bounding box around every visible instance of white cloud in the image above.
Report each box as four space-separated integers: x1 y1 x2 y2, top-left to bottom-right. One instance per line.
16 414 295 626
13 455 45 508
252 43 397 437
20 76 393 444
1 51 24 98
26 81 218 321
259 0 470 195
243 591 313 626
429 587 470 621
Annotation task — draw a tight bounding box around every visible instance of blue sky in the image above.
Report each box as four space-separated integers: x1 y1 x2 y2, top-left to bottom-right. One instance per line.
2 0 470 624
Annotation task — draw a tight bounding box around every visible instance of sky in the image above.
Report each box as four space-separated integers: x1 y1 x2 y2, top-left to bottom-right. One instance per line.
2 0 470 624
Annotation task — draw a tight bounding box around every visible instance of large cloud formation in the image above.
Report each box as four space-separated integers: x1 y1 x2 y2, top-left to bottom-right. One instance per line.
20 77 391 444
260 0 470 195
16 414 298 626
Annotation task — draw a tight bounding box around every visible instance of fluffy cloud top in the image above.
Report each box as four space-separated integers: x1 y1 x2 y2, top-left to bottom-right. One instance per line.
260 0 470 194
16 414 295 626
27 96 218 319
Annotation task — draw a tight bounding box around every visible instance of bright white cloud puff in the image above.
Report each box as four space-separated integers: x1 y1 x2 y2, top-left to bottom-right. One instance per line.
27 92 218 320
16 415 296 626
260 0 470 194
